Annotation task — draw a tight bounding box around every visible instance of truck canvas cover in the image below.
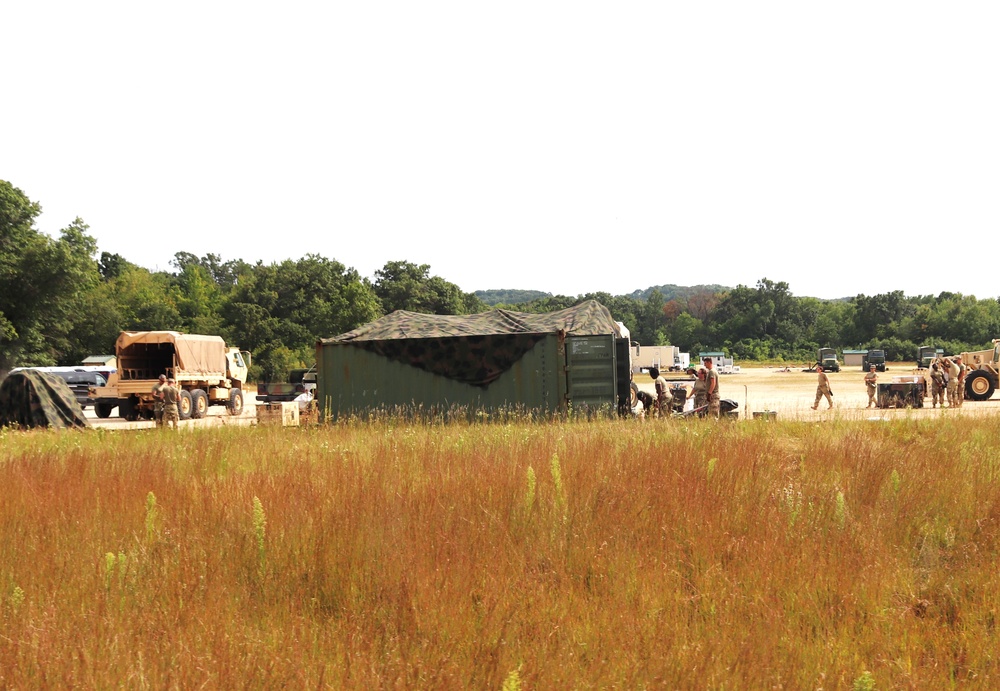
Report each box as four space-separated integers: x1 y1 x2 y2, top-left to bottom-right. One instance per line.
322 300 623 388
117 331 227 378
0 370 91 429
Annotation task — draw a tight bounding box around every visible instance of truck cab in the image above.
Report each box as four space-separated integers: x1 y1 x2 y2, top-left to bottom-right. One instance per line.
227 348 251 385
863 349 887 372
817 348 840 372
916 346 941 369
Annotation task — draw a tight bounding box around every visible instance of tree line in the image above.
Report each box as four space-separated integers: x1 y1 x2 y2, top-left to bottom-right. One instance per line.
4 180 1000 380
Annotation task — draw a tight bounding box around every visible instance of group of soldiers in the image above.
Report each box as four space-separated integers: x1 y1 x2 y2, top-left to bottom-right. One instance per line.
858 356 966 409
634 357 722 419
152 373 182 429
926 356 966 408
635 355 977 415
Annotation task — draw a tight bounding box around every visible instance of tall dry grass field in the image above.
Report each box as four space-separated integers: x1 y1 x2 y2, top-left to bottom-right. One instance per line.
2 418 999 688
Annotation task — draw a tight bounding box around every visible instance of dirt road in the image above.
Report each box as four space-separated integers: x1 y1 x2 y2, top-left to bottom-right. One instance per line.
84 400 260 430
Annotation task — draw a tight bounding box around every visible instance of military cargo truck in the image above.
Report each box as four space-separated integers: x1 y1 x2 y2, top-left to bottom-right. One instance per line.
862 349 886 372
817 348 840 372
916 345 942 369
89 331 251 420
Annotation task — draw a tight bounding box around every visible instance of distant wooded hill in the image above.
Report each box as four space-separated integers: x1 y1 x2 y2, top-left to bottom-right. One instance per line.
475 289 553 306
626 284 731 302
476 285 733 306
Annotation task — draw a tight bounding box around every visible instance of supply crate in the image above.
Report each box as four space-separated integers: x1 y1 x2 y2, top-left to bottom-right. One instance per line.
257 401 300 426
876 382 924 409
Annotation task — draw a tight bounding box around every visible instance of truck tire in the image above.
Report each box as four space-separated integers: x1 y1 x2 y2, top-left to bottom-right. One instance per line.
965 371 995 401
190 389 208 419
120 397 140 421
95 402 115 419
227 389 244 416
179 390 193 420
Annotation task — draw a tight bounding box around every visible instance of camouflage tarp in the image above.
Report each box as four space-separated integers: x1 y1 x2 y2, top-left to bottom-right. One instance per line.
321 299 624 387
0 370 91 429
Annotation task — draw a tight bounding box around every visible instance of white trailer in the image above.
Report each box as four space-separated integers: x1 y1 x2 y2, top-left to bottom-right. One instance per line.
631 345 687 373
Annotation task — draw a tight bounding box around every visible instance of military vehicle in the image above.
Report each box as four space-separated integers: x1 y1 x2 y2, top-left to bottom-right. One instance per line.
817 348 840 372
961 339 1000 401
862 349 887 372
89 331 251 420
916 345 942 369
256 366 316 403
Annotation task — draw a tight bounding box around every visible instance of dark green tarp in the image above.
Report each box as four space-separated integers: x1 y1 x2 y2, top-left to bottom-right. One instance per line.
0 370 91 429
321 299 624 387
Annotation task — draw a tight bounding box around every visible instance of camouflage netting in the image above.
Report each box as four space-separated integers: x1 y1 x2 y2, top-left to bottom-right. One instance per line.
0 370 91 429
322 299 623 387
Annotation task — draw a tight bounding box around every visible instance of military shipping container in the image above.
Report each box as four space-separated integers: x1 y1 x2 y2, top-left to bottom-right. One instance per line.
315 300 629 419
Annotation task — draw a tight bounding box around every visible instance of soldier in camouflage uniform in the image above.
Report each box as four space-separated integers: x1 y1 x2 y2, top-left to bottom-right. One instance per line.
649 367 669 418
955 356 966 407
945 357 960 407
691 368 708 410
703 357 720 418
812 365 834 410
161 377 181 430
152 374 167 427
930 362 945 408
864 365 878 408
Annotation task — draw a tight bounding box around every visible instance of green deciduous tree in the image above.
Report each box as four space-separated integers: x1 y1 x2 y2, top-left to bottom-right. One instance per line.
0 181 102 370
224 255 382 379
374 260 485 315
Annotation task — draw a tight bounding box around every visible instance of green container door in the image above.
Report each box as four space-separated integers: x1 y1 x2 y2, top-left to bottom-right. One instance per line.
564 335 620 412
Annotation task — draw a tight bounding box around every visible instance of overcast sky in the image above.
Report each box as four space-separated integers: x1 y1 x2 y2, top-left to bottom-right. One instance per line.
4 2 998 300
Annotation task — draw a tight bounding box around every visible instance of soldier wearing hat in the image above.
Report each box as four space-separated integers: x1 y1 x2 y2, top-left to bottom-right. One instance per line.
945 357 961 407
703 357 720 418
864 364 877 408
812 365 833 410
161 377 181 430
930 361 946 408
152 374 167 427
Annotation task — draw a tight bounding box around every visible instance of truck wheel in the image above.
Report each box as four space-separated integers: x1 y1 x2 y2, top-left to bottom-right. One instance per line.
179 390 193 420
95 402 115 419
227 389 244 416
965 371 995 401
120 397 139 421
190 389 208 419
